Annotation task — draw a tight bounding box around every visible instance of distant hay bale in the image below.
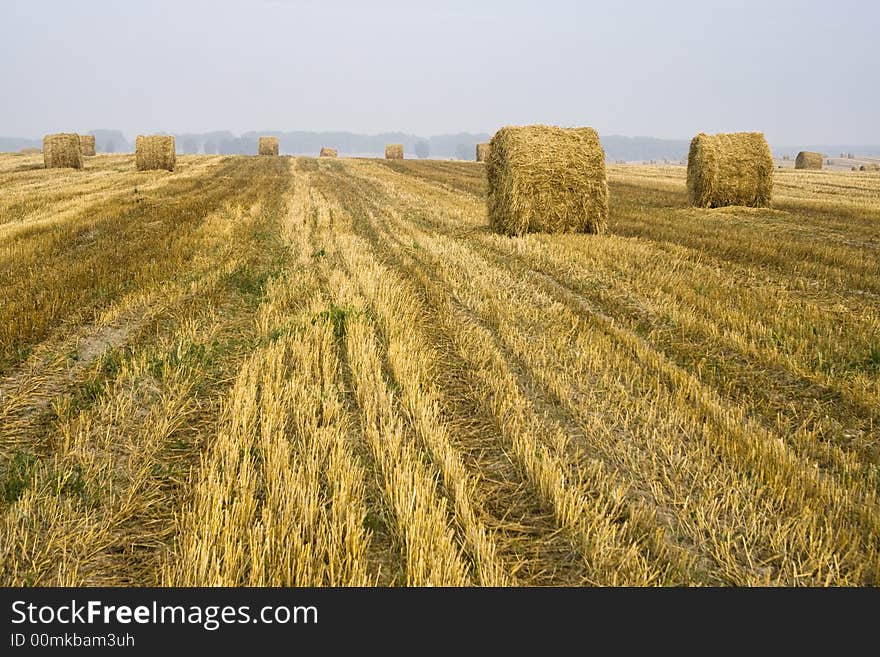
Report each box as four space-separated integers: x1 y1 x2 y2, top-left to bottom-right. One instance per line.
79 134 96 156
860 164 880 171
258 137 279 156
135 135 176 171
852 166 858 171
19 147 41 155
486 125 608 236
476 142 490 162
319 147 338 158
385 144 404 159
686 132 773 208
43 133 83 169
794 151 822 170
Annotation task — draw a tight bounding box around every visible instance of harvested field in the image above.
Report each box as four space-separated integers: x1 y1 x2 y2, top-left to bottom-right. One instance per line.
1 154 879 586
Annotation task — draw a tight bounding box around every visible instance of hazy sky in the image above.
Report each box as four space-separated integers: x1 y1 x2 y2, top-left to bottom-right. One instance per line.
2 0 878 143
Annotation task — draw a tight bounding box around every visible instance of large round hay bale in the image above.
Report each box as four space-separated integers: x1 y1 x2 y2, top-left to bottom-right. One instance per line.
476 142 490 162
486 125 608 236
79 134 96 156
135 135 176 171
385 144 403 159
794 151 822 170
258 137 279 156
319 147 338 158
686 132 773 208
43 133 83 169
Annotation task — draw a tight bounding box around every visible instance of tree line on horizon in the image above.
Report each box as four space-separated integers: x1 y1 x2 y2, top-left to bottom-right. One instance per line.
3 130 879 161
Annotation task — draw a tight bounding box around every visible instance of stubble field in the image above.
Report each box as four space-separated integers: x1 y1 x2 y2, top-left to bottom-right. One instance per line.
1 152 878 586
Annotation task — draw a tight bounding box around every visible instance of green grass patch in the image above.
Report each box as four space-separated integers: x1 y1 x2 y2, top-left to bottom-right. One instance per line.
312 304 362 339
223 265 282 299
864 345 880 372
1 451 37 504
53 463 92 506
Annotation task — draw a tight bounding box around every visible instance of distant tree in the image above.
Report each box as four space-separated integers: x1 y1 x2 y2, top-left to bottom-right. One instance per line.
454 143 469 160
219 138 243 154
204 140 216 154
241 137 260 155
415 140 430 159
106 139 116 153
182 138 198 154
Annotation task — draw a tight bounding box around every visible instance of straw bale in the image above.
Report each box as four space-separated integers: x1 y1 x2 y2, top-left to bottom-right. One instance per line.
486 125 608 236
259 137 279 156
136 135 176 171
687 132 773 207
385 144 403 159
43 133 83 169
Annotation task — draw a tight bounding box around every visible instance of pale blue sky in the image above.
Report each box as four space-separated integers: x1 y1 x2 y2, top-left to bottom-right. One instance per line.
2 0 877 143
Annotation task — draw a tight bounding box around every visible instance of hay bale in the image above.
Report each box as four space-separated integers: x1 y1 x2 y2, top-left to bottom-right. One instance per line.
486 125 608 236
43 133 83 169
860 164 880 171
686 132 773 208
319 147 338 158
476 142 491 162
794 151 822 170
19 147 41 155
794 151 830 169
135 135 176 171
258 137 279 156
79 134 96 156
385 144 404 159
